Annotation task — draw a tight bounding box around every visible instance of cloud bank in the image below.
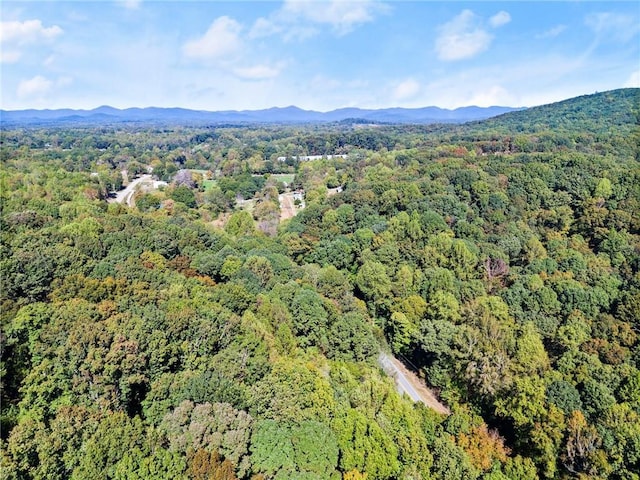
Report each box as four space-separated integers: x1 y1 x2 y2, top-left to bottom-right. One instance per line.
250 0 388 40
182 16 243 61
435 9 510 62
1 19 63 63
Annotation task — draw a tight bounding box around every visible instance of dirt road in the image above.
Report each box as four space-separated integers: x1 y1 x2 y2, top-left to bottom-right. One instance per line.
378 352 450 415
279 192 298 220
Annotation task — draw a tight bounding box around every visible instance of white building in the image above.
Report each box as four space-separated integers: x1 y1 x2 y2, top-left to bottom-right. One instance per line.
277 154 348 162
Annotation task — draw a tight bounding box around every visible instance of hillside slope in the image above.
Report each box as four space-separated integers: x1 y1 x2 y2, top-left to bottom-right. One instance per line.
468 88 639 134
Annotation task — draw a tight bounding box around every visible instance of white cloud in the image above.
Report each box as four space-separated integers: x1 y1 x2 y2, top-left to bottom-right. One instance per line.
624 70 640 88
250 0 388 39
1 50 21 63
15 75 73 100
1 19 63 64
256 22 319 42
249 17 282 39
181 15 291 84
233 63 283 80
419 45 628 110
17 75 53 98
435 10 493 61
183 16 243 61
489 11 511 28
466 85 515 107
1 19 63 44
283 0 384 35
585 12 640 42
536 25 567 39
392 78 421 101
183 17 287 81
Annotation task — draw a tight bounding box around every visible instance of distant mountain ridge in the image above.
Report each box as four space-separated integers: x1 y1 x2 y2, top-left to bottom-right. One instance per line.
0 104 520 126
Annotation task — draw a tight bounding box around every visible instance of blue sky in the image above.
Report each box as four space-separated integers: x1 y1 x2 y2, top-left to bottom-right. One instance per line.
2 1 639 111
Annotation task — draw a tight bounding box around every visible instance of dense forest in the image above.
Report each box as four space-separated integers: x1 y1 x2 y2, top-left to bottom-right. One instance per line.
1 88 639 479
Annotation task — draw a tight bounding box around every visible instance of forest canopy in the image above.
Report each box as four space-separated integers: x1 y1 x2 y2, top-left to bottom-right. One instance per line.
1 88 639 479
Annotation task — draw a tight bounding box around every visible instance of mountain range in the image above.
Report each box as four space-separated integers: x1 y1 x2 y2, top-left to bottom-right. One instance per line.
0 104 521 126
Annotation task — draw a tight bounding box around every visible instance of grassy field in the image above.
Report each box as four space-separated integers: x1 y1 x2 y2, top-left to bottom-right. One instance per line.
202 179 217 191
270 173 295 185
204 174 294 193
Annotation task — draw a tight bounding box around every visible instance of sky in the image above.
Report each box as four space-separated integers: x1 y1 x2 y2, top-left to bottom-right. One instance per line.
1 1 639 111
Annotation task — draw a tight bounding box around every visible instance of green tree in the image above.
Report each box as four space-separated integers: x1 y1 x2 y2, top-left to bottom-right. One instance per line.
355 261 391 314
71 412 148 480
249 420 339 480
333 409 400 479
224 211 255 237
290 289 329 349
171 185 197 208
160 400 253 477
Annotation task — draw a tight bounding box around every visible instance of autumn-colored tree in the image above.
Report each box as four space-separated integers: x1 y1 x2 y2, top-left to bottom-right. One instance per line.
188 450 238 480
457 424 510 472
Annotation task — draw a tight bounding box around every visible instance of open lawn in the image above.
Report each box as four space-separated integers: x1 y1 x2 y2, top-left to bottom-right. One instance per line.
270 173 295 185
202 179 217 191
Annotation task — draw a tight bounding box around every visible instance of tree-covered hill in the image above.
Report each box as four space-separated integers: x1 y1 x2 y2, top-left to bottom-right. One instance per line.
1 89 639 479
435 88 639 161
469 88 639 134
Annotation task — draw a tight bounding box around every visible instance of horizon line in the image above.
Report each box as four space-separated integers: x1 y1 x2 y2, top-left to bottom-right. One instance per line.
1 103 524 113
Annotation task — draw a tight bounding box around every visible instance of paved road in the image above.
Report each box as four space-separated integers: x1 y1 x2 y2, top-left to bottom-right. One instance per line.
109 174 152 206
378 352 450 414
